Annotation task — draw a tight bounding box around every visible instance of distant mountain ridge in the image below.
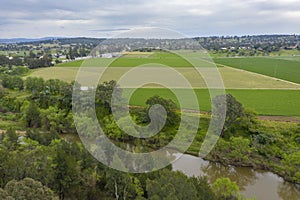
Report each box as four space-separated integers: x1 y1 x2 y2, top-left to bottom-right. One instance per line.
0 37 64 44
0 37 108 45
1 34 299 45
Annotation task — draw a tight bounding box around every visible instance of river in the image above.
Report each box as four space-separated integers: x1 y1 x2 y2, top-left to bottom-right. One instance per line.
172 153 300 200
62 134 300 200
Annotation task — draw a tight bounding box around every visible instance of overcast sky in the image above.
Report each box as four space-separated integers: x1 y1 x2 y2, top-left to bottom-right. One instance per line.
1 0 300 38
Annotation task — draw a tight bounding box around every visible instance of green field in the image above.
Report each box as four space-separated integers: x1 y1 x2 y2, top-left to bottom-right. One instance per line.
126 88 300 116
57 51 214 68
57 60 85 67
110 51 195 67
28 53 300 116
273 55 300 62
214 57 300 84
28 66 300 89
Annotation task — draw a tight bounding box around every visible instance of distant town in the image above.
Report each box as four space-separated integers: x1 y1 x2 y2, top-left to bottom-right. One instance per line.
0 35 299 70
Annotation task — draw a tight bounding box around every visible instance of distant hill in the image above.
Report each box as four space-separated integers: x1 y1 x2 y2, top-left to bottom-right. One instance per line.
0 37 63 44
0 37 106 45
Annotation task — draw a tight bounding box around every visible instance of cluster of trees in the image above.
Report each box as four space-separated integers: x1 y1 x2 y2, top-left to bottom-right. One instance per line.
0 178 58 200
65 46 89 60
0 55 23 68
0 71 299 199
210 48 272 57
0 53 53 70
0 76 74 134
0 75 24 90
198 35 300 52
0 127 253 200
206 94 300 183
23 55 53 69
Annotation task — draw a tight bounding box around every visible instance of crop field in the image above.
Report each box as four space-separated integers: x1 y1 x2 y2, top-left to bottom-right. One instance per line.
28 66 300 89
110 51 193 67
273 55 300 62
126 88 300 116
57 60 86 67
214 57 300 84
57 51 215 68
28 53 300 116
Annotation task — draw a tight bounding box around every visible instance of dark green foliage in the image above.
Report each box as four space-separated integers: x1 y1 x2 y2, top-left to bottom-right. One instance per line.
24 54 53 69
0 74 299 200
0 82 4 98
24 102 41 128
0 55 23 68
1 129 18 150
212 94 254 139
24 77 45 93
4 178 58 200
212 177 239 200
105 170 143 200
145 95 180 130
0 75 23 90
95 80 122 112
146 170 198 200
49 140 81 199
26 130 59 146
0 188 13 200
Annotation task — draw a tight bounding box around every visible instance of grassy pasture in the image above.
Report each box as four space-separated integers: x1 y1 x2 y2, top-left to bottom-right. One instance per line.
273 55 300 62
126 88 300 116
57 51 214 68
28 53 300 116
28 66 300 89
214 57 300 84
57 60 86 67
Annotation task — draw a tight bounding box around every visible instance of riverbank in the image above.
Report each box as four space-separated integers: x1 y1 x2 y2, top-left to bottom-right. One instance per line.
184 117 300 185
183 146 300 186
172 153 300 200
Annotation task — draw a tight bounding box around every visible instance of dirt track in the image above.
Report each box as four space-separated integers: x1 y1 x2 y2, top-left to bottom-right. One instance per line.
257 116 300 123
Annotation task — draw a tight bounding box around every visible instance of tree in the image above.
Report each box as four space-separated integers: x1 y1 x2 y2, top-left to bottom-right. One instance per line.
0 188 13 200
49 140 81 200
4 178 58 200
26 129 58 146
146 170 198 200
0 75 23 90
9 66 29 76
212 94 246 138
1 128 18 150
96 80 121 105
145 95 180 130
0 81 4 98
40 106 69 133
23 102 41 128
190 176 216 200
105 170 142 200
24 77 45 93
212 177 239 200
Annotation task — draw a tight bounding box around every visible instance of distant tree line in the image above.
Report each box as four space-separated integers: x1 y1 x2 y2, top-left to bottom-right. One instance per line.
197 35 300 53
0 53 53 69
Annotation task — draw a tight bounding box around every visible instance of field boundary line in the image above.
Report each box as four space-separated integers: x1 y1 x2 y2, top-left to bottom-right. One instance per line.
217 64 300 87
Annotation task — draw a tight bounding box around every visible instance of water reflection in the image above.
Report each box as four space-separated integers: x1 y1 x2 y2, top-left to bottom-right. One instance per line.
200 162 257 190
172 153 300 200
278 182 300 200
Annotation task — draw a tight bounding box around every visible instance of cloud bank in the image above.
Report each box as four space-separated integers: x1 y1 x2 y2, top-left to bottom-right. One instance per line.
1 0 300 38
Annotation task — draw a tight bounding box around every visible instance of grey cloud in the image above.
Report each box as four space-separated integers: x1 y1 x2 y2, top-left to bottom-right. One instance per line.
0 0 300 38
90 28 131 32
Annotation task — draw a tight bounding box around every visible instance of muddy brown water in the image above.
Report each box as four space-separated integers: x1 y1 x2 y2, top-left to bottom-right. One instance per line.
61 134 300 199
172 153 300 200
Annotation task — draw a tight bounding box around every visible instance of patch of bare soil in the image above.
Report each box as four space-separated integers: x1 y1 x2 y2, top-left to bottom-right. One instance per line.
257 116 300 123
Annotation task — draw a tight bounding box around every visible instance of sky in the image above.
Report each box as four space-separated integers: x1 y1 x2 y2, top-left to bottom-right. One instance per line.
1 0 300 38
